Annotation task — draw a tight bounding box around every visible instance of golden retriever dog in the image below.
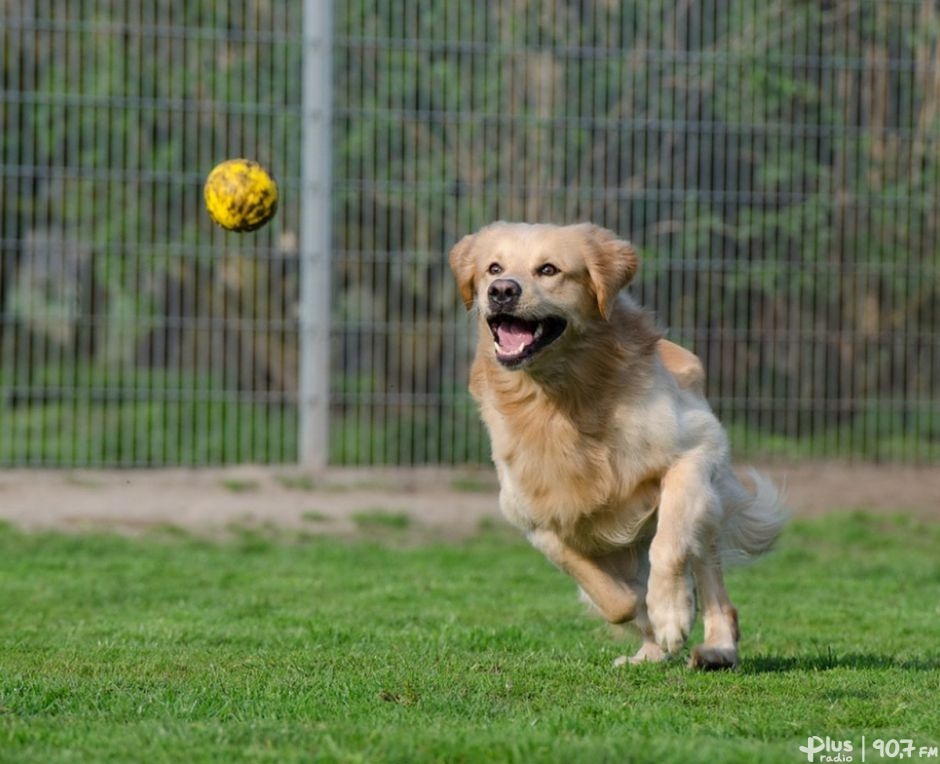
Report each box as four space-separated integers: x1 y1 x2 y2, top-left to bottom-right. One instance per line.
449 222 787 669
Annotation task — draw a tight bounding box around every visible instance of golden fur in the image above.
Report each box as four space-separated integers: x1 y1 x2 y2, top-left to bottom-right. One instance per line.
450 221 787 669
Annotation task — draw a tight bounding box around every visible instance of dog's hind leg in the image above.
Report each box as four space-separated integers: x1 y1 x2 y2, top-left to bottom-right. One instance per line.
688 545 739 670
657 339 704 394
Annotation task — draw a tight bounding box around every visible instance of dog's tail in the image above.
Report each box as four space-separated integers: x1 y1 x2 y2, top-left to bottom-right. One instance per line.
718 467 789 564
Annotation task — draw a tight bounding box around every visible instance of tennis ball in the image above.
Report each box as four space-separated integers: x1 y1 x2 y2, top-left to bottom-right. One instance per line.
204 158 279 232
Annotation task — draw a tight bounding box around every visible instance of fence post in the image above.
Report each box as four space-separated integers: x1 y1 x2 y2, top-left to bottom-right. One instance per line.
299 0 333 469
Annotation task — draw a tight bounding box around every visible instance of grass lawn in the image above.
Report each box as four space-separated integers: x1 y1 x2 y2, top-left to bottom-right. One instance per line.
3 363 938 466
1 512 938 763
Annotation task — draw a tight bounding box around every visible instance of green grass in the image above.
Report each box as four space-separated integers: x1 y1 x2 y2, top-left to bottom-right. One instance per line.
450 474 499 493
277 475 319 492
0 399 298 466
220 478 261 493
0 361 298 466
3 363 938 465
300 510 331 524
1 513 938 763
723 404 940 462
351 510 412 532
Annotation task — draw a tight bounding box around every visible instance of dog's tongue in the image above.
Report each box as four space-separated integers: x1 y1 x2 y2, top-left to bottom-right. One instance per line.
496 318 535 352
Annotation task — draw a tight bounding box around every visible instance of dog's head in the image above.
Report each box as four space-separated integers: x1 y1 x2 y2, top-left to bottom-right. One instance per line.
449 222 638 369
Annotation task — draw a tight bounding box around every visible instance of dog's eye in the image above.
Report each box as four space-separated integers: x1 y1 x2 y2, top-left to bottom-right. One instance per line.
488 263 503 275
537 263 559 277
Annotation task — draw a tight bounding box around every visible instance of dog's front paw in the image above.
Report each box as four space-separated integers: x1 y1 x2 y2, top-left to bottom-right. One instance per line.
647 573 694 655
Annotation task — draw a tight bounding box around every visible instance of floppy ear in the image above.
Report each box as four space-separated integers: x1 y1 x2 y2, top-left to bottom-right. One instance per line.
580 224 638 319
448 233 477 310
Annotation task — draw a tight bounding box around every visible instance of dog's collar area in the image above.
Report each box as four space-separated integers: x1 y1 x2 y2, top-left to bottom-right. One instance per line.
486 314 567 367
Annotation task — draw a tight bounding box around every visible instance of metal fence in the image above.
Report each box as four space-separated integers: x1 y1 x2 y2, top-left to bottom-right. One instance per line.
1 1 305 466
2 1 939 467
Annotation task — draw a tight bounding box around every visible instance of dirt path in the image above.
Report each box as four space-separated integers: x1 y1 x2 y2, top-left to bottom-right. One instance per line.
0 462 936 539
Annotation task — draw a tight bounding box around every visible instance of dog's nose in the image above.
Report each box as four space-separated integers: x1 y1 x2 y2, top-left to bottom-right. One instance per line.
488 278 521 309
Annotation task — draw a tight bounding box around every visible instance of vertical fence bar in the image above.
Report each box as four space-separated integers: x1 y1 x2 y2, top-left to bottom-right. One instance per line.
299 0 333 469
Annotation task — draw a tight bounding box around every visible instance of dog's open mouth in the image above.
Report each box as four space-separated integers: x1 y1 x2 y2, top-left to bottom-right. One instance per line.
487 314 567 367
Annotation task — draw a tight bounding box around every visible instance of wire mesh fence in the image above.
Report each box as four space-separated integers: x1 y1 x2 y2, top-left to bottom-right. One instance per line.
2 1 939 467
1 1 304 465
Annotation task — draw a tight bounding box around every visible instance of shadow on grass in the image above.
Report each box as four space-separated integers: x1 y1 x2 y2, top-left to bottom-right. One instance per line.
743 651 940 673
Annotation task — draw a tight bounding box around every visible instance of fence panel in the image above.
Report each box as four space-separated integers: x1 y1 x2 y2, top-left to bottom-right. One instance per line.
2 1 938 467
1 1 304 465
332 0 940 465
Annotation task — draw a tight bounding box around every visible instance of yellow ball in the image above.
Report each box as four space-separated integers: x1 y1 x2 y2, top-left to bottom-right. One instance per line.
204 158 279 232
